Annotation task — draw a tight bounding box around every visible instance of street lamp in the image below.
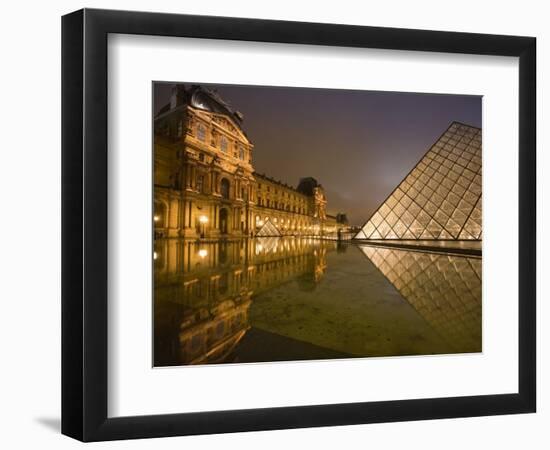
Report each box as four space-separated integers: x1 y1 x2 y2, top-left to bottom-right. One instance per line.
198 249 208 258
199 215 208 238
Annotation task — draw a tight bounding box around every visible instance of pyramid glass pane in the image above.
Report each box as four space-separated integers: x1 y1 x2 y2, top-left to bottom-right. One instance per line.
357 122 482 240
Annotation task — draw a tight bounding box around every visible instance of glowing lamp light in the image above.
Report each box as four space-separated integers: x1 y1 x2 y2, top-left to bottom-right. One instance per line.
199 215 209 224
153 251 158 260
198 249 208 258
258 220 264 227
154 215 160 222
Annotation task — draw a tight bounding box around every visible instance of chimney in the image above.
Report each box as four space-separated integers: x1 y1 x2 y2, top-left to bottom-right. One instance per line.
169 84 186 109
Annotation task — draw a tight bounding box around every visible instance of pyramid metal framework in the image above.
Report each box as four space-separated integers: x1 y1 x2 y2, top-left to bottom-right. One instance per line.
355 122 482 240
359 245 481 353
255 219 281 237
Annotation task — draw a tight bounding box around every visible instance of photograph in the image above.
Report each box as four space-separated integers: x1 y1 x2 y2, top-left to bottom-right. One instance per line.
153 83 482 367
0 0 542 446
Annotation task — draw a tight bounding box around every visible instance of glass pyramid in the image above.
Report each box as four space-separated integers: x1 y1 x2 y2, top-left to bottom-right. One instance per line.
356 122 482 240
359 245 482 353
256 219 281 237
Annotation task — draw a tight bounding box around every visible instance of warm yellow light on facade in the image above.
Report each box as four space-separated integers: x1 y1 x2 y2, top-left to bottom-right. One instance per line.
154 215 160 222
258 220 264 227
198 249 208 258
153 251 158 260
199 215 208 224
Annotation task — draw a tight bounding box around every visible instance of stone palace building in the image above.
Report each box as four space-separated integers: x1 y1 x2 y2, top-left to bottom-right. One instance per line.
154 84 347 239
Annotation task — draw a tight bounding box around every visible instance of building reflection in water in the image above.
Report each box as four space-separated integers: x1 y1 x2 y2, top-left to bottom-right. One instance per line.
154 237 482 366
358 246 481 353
154 237 331 366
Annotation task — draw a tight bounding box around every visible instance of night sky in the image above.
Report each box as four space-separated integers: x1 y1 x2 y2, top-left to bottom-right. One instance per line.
154 83 481 227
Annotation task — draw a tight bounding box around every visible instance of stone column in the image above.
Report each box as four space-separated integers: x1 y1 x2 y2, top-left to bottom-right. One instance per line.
177 198 185 235
188 201 193 228
185 164 192 189
215 172 220 194
190 164 196 190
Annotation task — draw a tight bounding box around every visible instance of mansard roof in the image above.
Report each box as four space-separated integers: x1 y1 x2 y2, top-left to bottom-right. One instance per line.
156 84 245 131
189 86 244 125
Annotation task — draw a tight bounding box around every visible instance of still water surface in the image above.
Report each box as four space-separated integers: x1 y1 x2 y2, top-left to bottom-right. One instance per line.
154 237 481 366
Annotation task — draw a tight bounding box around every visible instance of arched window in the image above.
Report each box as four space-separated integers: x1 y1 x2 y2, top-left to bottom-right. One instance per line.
220 178 230 199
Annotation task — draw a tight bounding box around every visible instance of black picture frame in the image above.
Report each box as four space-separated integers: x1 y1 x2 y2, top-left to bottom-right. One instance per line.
61 8 536 442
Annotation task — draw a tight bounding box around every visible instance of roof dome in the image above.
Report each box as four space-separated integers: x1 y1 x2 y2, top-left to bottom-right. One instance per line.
190 87 244 127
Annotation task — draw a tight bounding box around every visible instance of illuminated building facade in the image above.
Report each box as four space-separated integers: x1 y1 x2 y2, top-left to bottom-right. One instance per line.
355 122 482 240
154 84 344 239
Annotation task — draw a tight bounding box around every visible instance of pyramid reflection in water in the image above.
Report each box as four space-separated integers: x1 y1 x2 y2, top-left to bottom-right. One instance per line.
255 219 281 237
360 245 481 353
356 122 482 240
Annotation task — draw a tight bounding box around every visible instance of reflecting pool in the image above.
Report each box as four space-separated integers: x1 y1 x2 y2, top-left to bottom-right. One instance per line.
154 237 481 366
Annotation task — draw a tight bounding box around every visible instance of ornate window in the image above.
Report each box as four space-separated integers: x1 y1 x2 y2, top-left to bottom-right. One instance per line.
239 146 245 160
197 123 206 141
196 175 204 193
220 136 228 153
220 178 230 199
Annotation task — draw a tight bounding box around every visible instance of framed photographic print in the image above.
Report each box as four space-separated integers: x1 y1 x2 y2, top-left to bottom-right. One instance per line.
61 8 536 441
